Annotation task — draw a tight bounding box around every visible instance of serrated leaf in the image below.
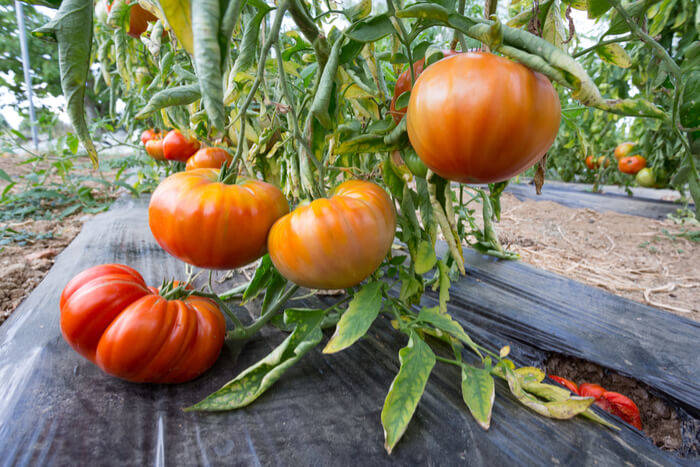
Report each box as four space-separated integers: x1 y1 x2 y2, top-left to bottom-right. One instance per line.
381 331 435 454
186 309 325 411
417 306 480 355
323 281 383 353
344 0 372 21
461 365 495 430
159 0 194 54
414 240 437 274
596 43 632 68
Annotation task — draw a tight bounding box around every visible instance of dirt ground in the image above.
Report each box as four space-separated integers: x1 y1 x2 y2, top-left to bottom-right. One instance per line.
496 193 700 320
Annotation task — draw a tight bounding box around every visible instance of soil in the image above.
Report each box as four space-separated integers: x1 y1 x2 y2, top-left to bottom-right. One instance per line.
546 355 694 454
494 193 700 320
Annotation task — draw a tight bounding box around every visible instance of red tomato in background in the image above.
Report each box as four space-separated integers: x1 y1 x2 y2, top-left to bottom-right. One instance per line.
141 129 160 145
145 139 165 161
614 142 635 160
149 170 289 269
406 52 561 184
163 130 201 162
60 264 225 383
267 180 396 289
186 147 233 171
389 50 459 123
585 156 597 170
618 155 646 174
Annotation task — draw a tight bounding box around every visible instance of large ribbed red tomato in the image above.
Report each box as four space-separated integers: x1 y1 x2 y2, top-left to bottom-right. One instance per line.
149 169 289 269
389 50 458 123
267 180 396 289
60 264 225 383
406 52 561 183
163 129 201 162
618 155 646 174
186 147 233 171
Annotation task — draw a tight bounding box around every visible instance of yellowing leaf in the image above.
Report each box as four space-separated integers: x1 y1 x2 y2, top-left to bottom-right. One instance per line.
158 0 193 54
596 43 632 68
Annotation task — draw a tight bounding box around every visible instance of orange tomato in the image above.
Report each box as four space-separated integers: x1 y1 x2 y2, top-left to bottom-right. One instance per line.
585 156 597 170
618 155 646 174
163 129 201 162
145 138 165 161
127 4 157 38
614 142 635 160
390 50 459 123
598 156 610 168
141 129 160 145
267 180 396 289
406 52 561 184
60 264 225 383
149 169 289 269
186 147 233 171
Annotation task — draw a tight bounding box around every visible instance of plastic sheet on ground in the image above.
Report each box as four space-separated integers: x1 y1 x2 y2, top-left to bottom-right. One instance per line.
0 196 697 465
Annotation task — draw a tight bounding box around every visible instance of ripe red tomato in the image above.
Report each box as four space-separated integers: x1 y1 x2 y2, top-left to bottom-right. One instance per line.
145 138 165 161
549 375 579 394
602 391 642 430
406 52 561 184
141 129 160 145
60 264 225 383
149 169 289 269
267 180 396 289
390 50 459 123
186 147 233 171
163 129 201 162
618 155 646 174
614 142 635 160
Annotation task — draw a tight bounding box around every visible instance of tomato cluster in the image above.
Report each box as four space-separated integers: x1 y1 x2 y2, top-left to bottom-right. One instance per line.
549 375 642 429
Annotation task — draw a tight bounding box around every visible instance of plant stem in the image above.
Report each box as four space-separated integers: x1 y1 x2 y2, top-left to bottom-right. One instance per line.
190 291 245 329
218 281 250 300
572 34 636 58
229 284 300 340
436 355 464 367
288 0 330 68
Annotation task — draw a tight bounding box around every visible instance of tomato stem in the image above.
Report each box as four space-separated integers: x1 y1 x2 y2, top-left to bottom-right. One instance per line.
228 284 300 341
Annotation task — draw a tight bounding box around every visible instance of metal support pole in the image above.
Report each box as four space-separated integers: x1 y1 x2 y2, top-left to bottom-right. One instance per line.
15 1 39 150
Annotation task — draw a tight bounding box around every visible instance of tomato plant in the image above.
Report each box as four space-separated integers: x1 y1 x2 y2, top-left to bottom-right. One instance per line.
34 0 697 453
60 264 226 383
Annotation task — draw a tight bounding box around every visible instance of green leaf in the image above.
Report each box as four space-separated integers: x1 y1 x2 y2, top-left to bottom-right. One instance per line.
436 260 450 314
135 84 201 119
461 365 495 430
345 13 393 42
0 169 12 183
192 0 226 131
187 309 325 411
680 71 700 129
159 0 194 54
323 281 383 353
310 37 343 128
596 43 632 68
504 367 594 419
344 0 372 21
219 0 245 63
587 0 612 17
395 91 411 110
542 0 567 49
33 0 98 165
414 240 437 275
381 331 435 454
242 255 274 303
417 306 480 355
231 7 270 77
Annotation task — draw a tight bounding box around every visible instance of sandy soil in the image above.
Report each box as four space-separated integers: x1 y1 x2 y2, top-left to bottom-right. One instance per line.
496 193 700 320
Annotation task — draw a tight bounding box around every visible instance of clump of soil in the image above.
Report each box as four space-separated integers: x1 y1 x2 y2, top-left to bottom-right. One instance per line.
0 216 85 324
496 194 700 320
546 355 691 453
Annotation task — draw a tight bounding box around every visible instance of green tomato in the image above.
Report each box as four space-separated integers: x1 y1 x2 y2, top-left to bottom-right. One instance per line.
401 148 428 178
636 168 656 188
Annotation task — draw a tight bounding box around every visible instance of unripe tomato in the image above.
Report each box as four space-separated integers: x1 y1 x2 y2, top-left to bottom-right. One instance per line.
614 142 635 160
149 169 289 269
267 180 396 289
401 147 428 178
163 129 201 162
585 155 597 170
141 128 160 145
406 52 561 184
60 264 225 383
186 147 233 171
635 167 656 187
618 155 646 174
390 50 459 123
598 156 610 168
145 139 165 161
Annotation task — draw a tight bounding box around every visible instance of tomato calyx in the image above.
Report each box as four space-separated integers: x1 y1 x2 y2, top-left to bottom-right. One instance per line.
217 159 238 184
158 279 194 300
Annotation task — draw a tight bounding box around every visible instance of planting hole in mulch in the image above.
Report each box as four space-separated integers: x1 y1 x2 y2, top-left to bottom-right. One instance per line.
546 354 698 455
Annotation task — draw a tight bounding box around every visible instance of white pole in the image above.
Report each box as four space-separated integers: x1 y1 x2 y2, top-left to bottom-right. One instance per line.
15 1 39 151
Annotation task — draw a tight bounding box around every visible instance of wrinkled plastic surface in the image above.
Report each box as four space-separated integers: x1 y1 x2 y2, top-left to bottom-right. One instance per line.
0 196 696 465
504 180 692 219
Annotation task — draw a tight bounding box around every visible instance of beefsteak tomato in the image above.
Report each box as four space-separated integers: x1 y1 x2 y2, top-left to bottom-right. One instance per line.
163 129 201 162
267 180 396 289
149 169 289 269
145 138 165 161
406 52 561 184
60 264 225 383
186 147 233 171
618 155 646 174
